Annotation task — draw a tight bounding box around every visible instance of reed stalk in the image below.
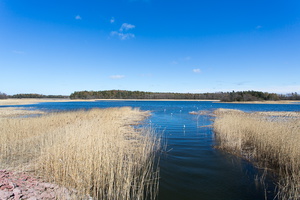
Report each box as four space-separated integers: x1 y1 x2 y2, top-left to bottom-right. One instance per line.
213 109 300 200
0 107 160 199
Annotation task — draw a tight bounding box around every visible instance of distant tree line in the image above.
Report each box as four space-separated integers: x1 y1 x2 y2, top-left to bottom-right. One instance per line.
69 90 300 101
279 92 300 100
219 91 280 102
0 92 8 99
10 93 69 99
1 91 299 101
70 90 222 100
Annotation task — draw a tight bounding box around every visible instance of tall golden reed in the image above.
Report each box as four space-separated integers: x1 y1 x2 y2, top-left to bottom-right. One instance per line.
213 109 300 200
0 107 160 199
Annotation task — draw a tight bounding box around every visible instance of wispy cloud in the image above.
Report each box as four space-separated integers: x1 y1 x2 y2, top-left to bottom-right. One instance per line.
110 22 136 40
193 68 201 73
110 31 135 40
119 23 135 31
109 75 125 79
110 17 115 23
171 61 178 65
256 25 262 29
75 15 82 20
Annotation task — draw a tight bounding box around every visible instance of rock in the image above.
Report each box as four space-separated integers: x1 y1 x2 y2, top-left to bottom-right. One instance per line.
0 183 13 190
42 183 55 189
0 170 80 200
13 188 21 195
13 194 23 200
27 197 37 200
9 182 18 189
0 190 14 199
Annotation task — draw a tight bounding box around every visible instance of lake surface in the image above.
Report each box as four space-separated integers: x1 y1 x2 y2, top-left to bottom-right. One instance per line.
5 101 300 200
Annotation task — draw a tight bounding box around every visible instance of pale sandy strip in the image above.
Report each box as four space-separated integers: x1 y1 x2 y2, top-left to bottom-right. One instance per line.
0 107 46 118
0 98 219 106
0 99 97 106
1 98 299 107
216 100 300 104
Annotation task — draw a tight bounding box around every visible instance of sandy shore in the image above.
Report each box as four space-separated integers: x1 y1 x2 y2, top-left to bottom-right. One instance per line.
0 98 220 106
0 98 217 117
0 107 46 118
216 100 300 104
1 98 299 107
0 98 98 106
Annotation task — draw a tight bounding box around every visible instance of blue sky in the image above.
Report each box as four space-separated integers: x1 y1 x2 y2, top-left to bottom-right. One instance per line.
1 0 299 95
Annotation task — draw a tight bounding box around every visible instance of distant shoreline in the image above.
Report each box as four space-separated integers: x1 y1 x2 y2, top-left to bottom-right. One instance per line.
1 98 300 106
0 98 219 106
216 100 300 104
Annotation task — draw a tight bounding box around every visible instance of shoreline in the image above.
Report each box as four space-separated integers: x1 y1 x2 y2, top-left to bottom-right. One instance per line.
1 98 299 106
216 100 300 104
0 98 219 106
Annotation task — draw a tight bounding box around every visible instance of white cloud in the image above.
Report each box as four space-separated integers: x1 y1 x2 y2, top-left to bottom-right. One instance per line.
110 31 135 40
110 22 136 40
110 17 115 23
171 61 178 65
193 69 201 73
256 25 262 29
75 15 82 20
119 23 135 31
109 75 125 79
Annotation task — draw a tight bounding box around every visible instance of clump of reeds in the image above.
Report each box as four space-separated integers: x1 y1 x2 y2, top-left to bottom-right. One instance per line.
213 108 300 200
0 107 160 200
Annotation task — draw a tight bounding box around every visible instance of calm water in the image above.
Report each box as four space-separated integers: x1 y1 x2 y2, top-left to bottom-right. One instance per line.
5 101 300 200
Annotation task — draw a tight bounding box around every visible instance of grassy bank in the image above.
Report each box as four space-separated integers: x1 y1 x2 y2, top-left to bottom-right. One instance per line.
213 109 300 200
0 107 160 199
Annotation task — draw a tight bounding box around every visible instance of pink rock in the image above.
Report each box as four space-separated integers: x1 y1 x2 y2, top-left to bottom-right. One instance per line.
27 197 37 200
0 190 14 199
14 194 23 200
27 189 36 194
0 184 13 190
13 188 21 195
21 176 29 181
9 182 18 189
42 183 55 189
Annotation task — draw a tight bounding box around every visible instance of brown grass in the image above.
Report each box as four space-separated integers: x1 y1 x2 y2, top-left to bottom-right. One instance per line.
0 98 103 106
216 100 300 104
213 108 300 200
0 107 160 199
0 107 45 118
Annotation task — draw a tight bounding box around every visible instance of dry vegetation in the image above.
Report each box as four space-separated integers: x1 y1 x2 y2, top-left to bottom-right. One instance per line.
0 107 46 118
213 109 300 200
0 98 72 105
0 107 160 200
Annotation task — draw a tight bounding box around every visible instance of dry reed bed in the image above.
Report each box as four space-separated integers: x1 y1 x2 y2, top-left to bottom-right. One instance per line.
213 108 300 200
0 107 160 200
